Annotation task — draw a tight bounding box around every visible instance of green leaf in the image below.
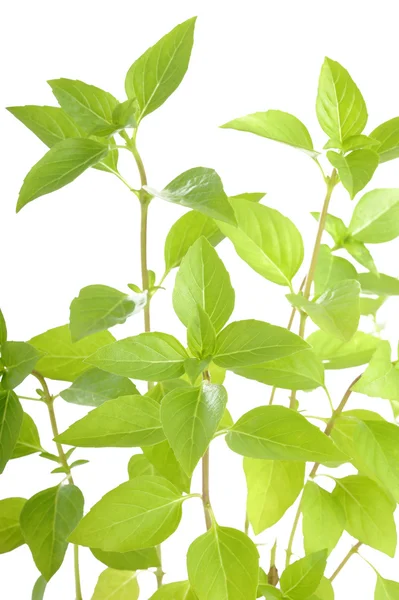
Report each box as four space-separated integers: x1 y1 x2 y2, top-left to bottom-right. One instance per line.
86 332 188 381
60 368 138 407
91 546 159 571
0 390 23 473
287 279 361 341
213 320 308 370
302 482 344 555
69 284 145 341
257 584 283 599
314 245 357 297
311 213 347 246
173 237 234 332
143 440 191 493
7 105 85 147
316 58 367 143
352 341 399 400
226 406 345 463
0 497 26 553
221 110 318 157
12 412 42 458
161 383 227 476
375 576 399 600
370 117 399 163
307 329 381 369
112 99 137 129
1 341 41 389
20 484 84 580
333 475 397 556
216 200 304 286
244 459 304 534
0 309 7 346
125 17 196 121
17 138 108 212
150 581 196 600
327 150 378 199
360 296 386 317
48 78 119 136
57 394 164 447
233 348 325 391
343 240 377 274
69 476 184 552
147 167 236 225
342 134 380 153
309 577 334 600
330 411 385 458
187 305 217 359
187 525 259 600
128 454 156 479
348 189 399 243
280 550 327 600
91 568 139 600
29 325 114 382
357 272 399 296
32 576 47 600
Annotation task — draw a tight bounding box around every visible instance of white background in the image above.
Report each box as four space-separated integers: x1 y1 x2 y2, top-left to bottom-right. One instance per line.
1 0 399 598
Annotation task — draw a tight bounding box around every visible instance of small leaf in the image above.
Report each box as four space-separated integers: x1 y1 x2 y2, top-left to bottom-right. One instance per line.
0 497 26 553
125 17 196 121
342 134 380 153
314 245 357 297
60 368 138 407
17 138 108 212
0 309 7 346
327 149 378 199
311 212 348 246
348 189 399 243
360 296 386 317
343 240 377 274
0 390 23 473
375 576 399 600
69 284 145 341
128 454 156 479
150 581 196 600
91 568 139 600
352 341 399 400
32 576 47 600
12 412 42 458
57 394 164 447
7 105 85 147
91 546 159 571
1 341 41 389
69 476 184 552
20 484 84 580
143 440 191 493
302 482 345 555
370 117 399 163
187 525 259 600
357 272 399 296
187 305 217 359
307 329 381 369
280 550 327 600
221 109 318 157
112 99 137 129
86 332 188 381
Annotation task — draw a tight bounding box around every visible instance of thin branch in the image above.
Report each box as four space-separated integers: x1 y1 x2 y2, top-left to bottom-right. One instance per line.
330 542 362 582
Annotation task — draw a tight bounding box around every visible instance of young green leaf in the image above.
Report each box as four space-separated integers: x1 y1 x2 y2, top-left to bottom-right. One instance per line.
187 525 259 600
69 284 145 341
352 341 399 400
1 341 42 389
302 482 345 555
226 406 345 463
128 454 156 479
370 117 399 163
348 189 399 243
0 497 26 554
332 475 397 556
221 110 318 157
327 149 378 199
56 394 164 447
112 99 137 129
32 577 47 600
311 212 348 246
7 105 85 147
316 58 367 142
357 272 399 296
307 329 381 369
12 412 42 458
0 390 23 473
60 368 138 407
341 134 380 153
314 245 357 298
173 237 234 332
69 476 184 552
309 577 334 600
280 550 328 600
330 411 384 459
360 295 386 317
29 324 114 381
257 584 283 599
216 200 304 286
20 484 84 580
213 319 309 369
287 279 361 342
91 546 159 571
244 459 304 534
91 568 139 600
147 167 236 225
375 576 399 600
143 440 191 493
86 332 188 381
0 310 7 346
343 239 377 274
150 581 196 600
161 383 227 476
17 138 108 212
187 305 217 359
125 17 196 121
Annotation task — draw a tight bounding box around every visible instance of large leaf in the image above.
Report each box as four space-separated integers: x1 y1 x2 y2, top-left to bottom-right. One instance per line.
0 497 26 554
226 406 345 463
60 368 138 407
327 149 378 199
20 484 84 580
48 78 119 136
69 284 145 341
187 525 259 600
332 475 397 556
307 329 381 369
1 341 42 389
357 272 399 296
221 110 318 157
147 167 236 225
29 325 114 382
213 319 308 369
57 394 164 447
161 383 227 476
7 105 85 146
86 332 188 381
91 568 139 600
375 576 399 600
150 581 196 599
125 17 196 121
216 200 304 286
309 577 334 600
91 546 159 571
316 58 367 142
143 440 191 493
244 458 304 534
17 138 108 212
287 280 361 342
280 550 327 600
70 476 184 552
173 237 234 332
348 189 399 243
0 390 23 473
370 117 399 163
314 245 358 297
302 482 345 555
352 341 399 400
12 412 42 458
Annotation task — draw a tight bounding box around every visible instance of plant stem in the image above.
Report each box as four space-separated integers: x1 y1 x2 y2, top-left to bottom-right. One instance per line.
285 495 303 567
202 370 212 530
140 200 151 333
330 542 362 582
